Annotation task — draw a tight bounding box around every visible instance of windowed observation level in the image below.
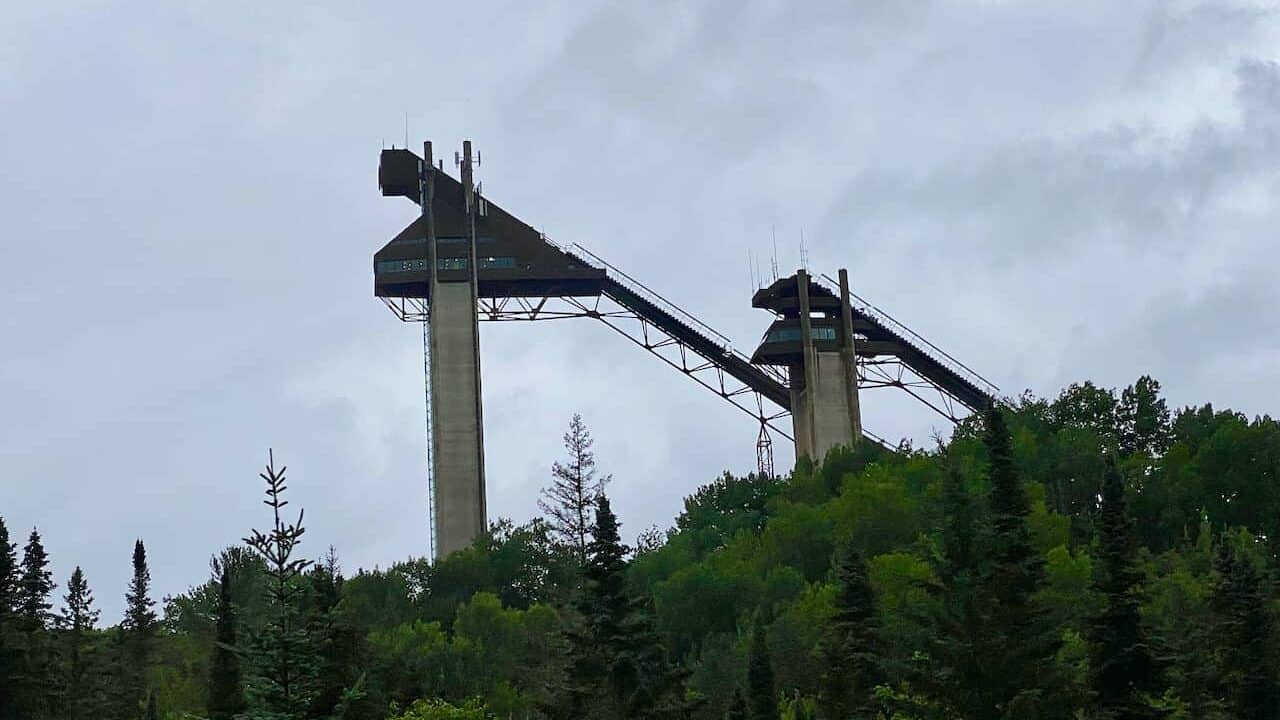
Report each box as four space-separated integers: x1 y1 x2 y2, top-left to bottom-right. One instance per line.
750 275 848 366
374 148 607 302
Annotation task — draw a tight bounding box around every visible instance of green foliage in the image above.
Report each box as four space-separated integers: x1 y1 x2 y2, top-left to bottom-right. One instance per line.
559 495 688 719
63 566 104 720
389 697 491 719
973 408 1060 717
241 450 320 719
1087 458 1160 719
12 375 1280 720
10 528 60 719
0 516 19 720
746 618 778 720
1206 542 1279 720
816 542 885 719
207 566 244 720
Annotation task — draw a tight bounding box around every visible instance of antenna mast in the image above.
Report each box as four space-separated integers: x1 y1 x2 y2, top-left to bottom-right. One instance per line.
770 225 779 281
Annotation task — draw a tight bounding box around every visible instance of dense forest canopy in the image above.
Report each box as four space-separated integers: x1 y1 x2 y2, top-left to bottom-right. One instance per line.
3 375 1280 719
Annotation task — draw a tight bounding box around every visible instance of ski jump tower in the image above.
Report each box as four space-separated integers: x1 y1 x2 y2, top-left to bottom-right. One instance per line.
375 140 999 558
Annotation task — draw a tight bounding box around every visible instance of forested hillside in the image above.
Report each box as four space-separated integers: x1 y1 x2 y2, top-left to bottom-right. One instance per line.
3 376 1280 719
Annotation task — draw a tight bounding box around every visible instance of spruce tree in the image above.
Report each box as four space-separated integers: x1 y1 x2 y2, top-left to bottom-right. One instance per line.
1209 543 1278 720
17 528 55 628
207 566 245 720
560 495 685 719
62 566 101 720
242 449 319 717
0 516 20 720
974 408 1058 717
539 414 611 566
14 528 59 719
119 538 158 716
1087 458 1159 719
816 542 885 719
924 466 984 718
746 618 779 720
306 547 366 719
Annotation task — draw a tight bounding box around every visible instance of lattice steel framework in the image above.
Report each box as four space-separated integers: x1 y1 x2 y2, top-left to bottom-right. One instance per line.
382 292 910 466
385 293 796 443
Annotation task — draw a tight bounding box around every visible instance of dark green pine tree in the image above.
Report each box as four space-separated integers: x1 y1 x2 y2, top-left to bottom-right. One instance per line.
816 541 885 719
0 516 20 720
207 566 245 720
17 529 56 629
118 539 158 717
974 408 1059 718
746 618 779 720
1086 458 1160 719
726 688 748 720
14 528 59 719
144 690 158 720
305 547 368 719
62 566 102 720
560 495 686 720
924 465 984 718
1209 543 1278 720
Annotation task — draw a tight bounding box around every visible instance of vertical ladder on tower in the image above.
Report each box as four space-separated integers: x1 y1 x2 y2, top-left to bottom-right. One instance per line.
422 318 437 561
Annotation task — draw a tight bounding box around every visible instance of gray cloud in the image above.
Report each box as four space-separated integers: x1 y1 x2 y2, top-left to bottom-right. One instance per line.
1 1 1277 620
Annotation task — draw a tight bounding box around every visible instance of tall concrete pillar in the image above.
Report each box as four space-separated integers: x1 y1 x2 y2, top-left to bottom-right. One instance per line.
427 141 487 557
785 269 861 463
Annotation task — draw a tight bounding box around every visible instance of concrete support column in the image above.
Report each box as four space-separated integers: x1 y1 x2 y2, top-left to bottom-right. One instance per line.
838 269 863 444
789 268 862 464
427 140 487 558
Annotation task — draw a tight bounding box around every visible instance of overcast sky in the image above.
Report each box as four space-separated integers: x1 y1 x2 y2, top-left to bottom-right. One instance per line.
3 1 1278 622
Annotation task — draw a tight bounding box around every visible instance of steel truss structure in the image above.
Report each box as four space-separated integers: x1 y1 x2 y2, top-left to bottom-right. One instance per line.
385 293 797 443
382 292 912 460
857 357 976 425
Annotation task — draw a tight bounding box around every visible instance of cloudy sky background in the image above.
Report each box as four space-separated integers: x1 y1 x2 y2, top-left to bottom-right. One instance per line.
3 0 1278 620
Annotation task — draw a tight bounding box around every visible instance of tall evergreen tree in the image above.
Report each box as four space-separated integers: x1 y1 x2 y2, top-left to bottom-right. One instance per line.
306 547 367 719
62 566 101 720
13 528 59 719
145 691 158 720
816 542 885 719
973 408 1058 718
923 465 984 719
0 516 20 720
1087 459 1159 719
17 529 55 628
539 414 611 566
207 566 245 720
242 449 319 718
1208 543 1278 720
118 538 158 717
746 618 778 720
560 495 685 719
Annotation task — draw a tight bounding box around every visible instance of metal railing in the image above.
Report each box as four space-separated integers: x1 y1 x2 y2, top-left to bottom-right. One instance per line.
818 273 1001 400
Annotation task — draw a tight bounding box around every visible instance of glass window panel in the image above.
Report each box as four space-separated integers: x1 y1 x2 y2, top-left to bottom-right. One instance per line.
376 259 427 273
